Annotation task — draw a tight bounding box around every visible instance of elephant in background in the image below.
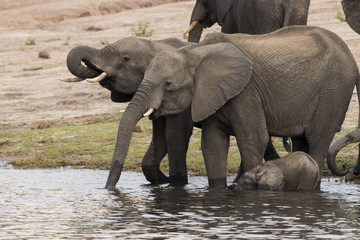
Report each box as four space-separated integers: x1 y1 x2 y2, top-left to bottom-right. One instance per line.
60 37 193 189
235 152 320 191
186 0 310 43
326 0 360 176
342 0 360 34
106 26 359 188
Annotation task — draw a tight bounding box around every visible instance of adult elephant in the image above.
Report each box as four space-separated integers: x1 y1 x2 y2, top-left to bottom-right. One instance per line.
326 0 360 176
106 26 359 188
186 0 310 43
60 37 193 189
341 0 360 34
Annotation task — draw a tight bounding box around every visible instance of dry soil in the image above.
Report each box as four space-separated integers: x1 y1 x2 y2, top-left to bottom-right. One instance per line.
1 0 359 130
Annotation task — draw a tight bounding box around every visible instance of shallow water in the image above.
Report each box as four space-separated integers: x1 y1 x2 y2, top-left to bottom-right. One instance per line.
0 166 359 239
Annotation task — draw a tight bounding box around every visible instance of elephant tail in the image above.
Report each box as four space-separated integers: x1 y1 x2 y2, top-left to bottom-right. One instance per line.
326 74 360 176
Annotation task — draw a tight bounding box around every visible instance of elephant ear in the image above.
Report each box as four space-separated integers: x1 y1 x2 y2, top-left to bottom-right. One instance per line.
257 163 285 191
189 42 253 122
342 0 360 34
111 91 133 103
215 0 233 25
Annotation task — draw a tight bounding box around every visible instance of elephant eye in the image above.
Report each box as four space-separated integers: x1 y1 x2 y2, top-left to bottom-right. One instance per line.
123 56 130 62
165 80 172 87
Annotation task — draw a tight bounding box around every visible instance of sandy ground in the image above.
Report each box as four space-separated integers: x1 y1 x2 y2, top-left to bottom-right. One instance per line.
1 0 360 130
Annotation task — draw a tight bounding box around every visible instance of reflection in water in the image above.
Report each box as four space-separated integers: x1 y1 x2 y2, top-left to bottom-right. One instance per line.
0 167 359 239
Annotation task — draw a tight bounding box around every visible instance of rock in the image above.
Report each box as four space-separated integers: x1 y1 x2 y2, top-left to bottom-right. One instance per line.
134 124 142 132
38 50 50 59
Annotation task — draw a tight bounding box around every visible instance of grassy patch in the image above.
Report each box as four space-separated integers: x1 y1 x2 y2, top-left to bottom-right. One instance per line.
335 8 346 22
25 37 36 45
100 39 109 45
1 113 359 181
62 35 71 46
131 21 154 37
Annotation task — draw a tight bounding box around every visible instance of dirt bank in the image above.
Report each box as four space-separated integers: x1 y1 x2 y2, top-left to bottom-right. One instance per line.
0 0 359 129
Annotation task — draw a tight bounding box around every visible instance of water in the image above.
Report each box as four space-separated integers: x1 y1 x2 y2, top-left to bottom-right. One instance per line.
0 166 359 239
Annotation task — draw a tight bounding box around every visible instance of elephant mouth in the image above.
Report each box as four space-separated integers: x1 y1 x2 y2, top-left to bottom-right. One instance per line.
148 108 161 120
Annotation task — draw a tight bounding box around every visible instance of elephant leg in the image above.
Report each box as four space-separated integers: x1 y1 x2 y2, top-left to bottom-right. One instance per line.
201 122 230 188
232 161 244 184
291 137 309 153
165 109 194 185
307 133 336 190
264 138 281 160
141 117 169 184
354 148 360 175
233 137 277 183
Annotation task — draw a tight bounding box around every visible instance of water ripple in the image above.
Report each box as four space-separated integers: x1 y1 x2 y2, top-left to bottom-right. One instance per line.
0 168 359 239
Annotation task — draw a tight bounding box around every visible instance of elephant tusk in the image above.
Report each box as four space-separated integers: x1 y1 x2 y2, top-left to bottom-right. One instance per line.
87 72 107 83
183 20 199 38
59 77 85 82
143 108 154 117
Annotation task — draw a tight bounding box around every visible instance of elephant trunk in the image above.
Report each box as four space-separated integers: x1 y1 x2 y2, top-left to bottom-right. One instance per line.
326 128 360 176
105 80 156 189
188 22 204 43
66 45 102 79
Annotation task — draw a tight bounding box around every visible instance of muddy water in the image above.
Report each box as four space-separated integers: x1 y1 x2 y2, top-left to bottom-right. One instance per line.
0 166 359 239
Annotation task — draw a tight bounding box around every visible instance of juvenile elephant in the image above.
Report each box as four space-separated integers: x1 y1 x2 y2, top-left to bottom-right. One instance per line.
60 37 193 189
326 0 360 176
107 26 359 188
186 0 310 42
235 152 321 191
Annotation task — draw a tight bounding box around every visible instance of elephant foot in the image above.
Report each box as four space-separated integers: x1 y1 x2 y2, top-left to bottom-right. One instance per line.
105 162 123 190
142 165 170 184
208 178 227 189
169 175 188 186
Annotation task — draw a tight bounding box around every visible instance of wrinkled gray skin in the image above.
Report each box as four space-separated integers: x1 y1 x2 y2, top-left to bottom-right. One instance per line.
188 0 310 43
188 0 310 165
326 0 360 176
342 0 360 35
236 152 320 191
108 26 359 188
66 37 193 189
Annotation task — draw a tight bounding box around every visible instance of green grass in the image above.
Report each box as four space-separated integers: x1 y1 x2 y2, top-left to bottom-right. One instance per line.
100 39 109 45
62 35 71 46
131 21 154 37
25 37 36 45
335 8 346 22
1 113 359 181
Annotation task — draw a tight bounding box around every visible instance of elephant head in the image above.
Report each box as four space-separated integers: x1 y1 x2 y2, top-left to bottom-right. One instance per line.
187 0 233 42
107 42 253 186
61 37 164 102
342 0 360 34
236 163 285 191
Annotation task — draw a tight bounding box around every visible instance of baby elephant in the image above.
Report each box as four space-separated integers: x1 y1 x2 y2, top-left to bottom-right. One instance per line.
235 152 320 191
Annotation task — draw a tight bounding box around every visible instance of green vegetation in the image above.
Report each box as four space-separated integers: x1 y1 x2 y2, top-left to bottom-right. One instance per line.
25 37 36 45
100 39 109 45
0 113 359 182
131 21 154 37
336 8 346 22
62 35 71 45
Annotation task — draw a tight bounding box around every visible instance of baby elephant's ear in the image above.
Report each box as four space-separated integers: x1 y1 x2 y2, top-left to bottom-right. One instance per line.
257 163 284 191
189 43 253 122
342 0 360 34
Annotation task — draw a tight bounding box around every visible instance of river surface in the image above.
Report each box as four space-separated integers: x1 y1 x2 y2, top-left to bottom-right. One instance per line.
0 166 359 239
